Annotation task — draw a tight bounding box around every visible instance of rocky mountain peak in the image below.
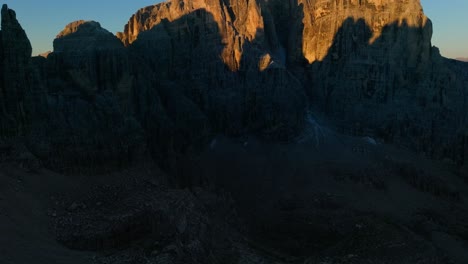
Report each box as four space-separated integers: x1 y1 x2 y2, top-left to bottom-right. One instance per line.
56 20 106 38
116 0 432 71
54 20 123 53
1 4 32 56
0 4 33 137
117 0 267 71
296 0 431 63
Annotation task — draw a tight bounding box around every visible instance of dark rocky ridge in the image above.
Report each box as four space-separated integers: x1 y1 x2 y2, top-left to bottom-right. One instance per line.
30 4 308 172
0 4 34 137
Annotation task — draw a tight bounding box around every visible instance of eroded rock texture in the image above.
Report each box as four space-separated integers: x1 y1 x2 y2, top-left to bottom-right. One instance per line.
25 20 146 171
118 0 307 142
297 0 430 64
0 4 34 136
114 0 467 165
1 0 467 167
299 2 467 164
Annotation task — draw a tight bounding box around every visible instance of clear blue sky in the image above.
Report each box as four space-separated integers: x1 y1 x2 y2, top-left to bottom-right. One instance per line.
1 0 467 59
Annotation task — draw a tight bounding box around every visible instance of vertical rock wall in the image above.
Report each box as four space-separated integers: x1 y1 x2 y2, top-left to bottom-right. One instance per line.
0 4 33 136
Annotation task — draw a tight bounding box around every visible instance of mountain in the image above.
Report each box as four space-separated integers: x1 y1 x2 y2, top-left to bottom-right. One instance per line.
2 1 467 169
0 4 35 137
2 1 468 263
70 0 468 168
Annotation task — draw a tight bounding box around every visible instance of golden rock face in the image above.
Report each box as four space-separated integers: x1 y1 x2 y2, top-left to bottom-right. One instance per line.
298 0 429 63
56 20 89 38
117 0 266 71
117 0 430 70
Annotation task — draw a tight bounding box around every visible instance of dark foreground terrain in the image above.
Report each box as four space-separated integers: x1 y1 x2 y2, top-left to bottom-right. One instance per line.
2 123 468 263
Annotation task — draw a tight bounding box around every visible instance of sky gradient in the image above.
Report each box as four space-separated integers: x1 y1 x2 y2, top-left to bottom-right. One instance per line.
1 0 467 59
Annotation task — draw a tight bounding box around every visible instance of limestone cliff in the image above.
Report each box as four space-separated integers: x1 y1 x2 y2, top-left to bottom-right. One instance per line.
117 0 431 68
30 18 212 172
298 2 467 164
118 0 307 141
0 4 33 136
298 0 430 64
114 0 467 165
1 0 467 169
117 0 268 71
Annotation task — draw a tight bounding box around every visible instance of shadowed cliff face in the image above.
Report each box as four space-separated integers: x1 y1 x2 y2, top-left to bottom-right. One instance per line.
0 4 33 136
113 0 467 166
128 8 306 139
306 18 468 165
18 7 305 173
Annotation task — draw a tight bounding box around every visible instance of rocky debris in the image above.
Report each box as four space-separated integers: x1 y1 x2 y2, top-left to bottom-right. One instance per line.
0 138 13 161
196 135 468 263
54 178 240 264
0 138 42 172
395 162 461 201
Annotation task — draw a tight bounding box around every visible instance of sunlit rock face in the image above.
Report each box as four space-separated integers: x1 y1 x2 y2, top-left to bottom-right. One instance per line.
297 0 430 64
117 0 307 141
114 0 466 164
117 0 270 71
116 0 432 72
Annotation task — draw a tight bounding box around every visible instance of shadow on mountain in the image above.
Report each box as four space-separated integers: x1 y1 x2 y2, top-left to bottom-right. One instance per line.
189 17 468 263
126 8 307 174
305 17 468 166
25 8 308 179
